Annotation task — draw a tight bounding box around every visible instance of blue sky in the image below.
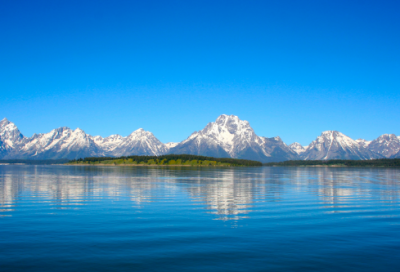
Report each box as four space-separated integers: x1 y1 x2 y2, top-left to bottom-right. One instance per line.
1 0 399 145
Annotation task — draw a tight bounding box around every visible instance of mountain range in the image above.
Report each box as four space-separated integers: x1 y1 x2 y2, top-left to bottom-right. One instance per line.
1 115 399 162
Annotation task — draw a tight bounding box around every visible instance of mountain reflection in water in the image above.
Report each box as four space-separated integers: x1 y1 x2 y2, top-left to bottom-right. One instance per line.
1 165 400 220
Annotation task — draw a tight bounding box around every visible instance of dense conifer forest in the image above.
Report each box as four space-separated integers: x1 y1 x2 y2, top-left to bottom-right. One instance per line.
67 154 263 167
264 159 400 167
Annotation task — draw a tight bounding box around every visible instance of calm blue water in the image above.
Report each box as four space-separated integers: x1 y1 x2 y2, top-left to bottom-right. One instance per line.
1 165 400 271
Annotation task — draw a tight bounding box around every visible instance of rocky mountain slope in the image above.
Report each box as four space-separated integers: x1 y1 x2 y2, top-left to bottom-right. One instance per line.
288 142 307 155
1 116 399 162
16 127 106 160
105 129 168 157
0 118 167 160
169 115 299 162
355 139 371 149
301 131 382 160
0 118 24 158
367 134 400 158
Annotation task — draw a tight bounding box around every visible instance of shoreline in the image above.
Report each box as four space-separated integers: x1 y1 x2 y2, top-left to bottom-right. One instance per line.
65 163 235 167
269 165 399 168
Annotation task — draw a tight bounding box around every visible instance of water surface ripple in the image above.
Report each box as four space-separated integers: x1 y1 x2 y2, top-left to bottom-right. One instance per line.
1 165 400 271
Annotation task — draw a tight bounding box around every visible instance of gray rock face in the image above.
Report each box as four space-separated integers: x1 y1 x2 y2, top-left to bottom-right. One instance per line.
0 139 6 158
355 139 371 149
0 118 23 141
92 129 168 157
0 118 24 158
108 129 168 157
258 136 300 162
169 115 299 162
391 150 400 158
92 134 124 153
390 137 400 158
289 142 306 155
5 127 107 160
301 131 381 160
2 116 399 162
0 119 167 160
367 134 400 158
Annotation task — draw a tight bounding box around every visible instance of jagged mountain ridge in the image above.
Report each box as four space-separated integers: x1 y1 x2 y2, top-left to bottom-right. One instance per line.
355 139 372 149
107 128 168 157
1 116 399 162
0 118 24 158
301 131 382 160
0 118 166 160
288 142 307 155
169 115 299 162
16 127 107 160
367 134 400 158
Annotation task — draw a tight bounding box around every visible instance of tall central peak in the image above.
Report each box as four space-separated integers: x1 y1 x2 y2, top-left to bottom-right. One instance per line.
130 128 146 135
321 130 341 136
215 114 239 125
169 114 297 162
0 118 11 129
213 114 251 135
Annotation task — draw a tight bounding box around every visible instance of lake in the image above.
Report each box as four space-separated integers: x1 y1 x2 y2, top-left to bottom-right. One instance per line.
1 165 400 271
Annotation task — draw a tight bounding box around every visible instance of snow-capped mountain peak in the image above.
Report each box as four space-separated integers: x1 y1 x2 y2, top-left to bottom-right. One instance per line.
128 128 148 137
356 139 371 148
92 135 104 143
302 130 380 160
1 116 398 162
12 126 106 159
193 114 256 155
107 128 167 157
368 134 400 158
74 128 85 133
93 134 124 152
289 142 306 154
0 118 24 149
170 114 298 162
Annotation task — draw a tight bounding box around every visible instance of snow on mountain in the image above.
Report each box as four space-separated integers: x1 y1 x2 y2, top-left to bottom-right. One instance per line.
0 118 24 149
92 129 167 156
2 116 399 162
14 127 107 160
257 136 300 162
165 142 179 149
169 114 299 162
0 118 170 160
0 118 24 157
93 134 125 152
355 139 371 148
302 131 381 160
289 142 306 154
110 128 168 157
368 134 400 158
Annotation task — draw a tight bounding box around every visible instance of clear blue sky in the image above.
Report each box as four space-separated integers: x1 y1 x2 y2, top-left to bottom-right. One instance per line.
1 0 399 145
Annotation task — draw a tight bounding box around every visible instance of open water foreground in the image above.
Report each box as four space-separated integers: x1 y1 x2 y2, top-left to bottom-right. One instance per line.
1 165 400 272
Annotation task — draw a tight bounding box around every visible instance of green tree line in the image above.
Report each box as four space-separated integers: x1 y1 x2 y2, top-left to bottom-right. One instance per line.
68 154 262 167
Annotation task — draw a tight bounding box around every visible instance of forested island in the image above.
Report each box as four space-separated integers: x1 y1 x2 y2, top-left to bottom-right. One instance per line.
264 159 400 167
67 154 262 167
